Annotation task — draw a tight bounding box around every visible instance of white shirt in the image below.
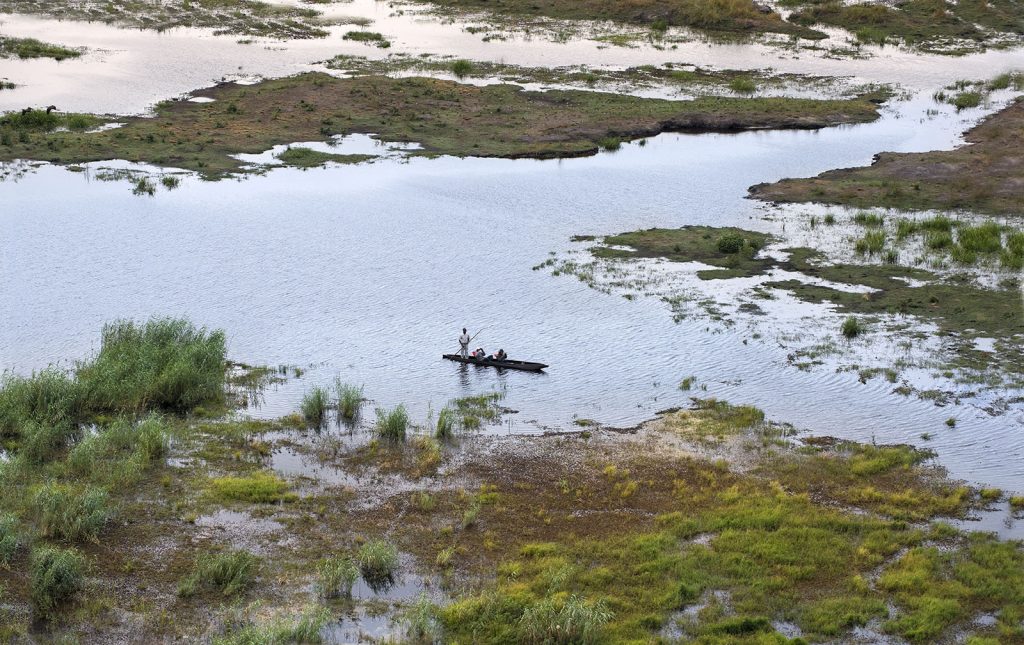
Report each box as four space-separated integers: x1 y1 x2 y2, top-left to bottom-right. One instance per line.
459 332 470 346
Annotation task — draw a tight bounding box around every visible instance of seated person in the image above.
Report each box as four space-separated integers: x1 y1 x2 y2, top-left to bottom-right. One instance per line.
493 349 507 361
473 347 487 360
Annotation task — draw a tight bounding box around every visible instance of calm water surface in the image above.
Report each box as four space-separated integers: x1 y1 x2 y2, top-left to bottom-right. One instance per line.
2 91 1023 511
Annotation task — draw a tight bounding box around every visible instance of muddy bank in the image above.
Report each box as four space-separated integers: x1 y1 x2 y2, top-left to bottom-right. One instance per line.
750 93 1024 215
0 71 885 177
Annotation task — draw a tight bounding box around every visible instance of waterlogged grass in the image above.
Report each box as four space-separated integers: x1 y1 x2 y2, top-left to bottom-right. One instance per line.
212 606 332 645
841 316 863 339
316 556 359 598
357 539 399 585
33 483 111 542
0 36 82 61
300 386 330 426
658 398 764 442
375 404 409 442
210 471 296 503
0 72 884 178
594 226 772 280
335 380 363 420
178 549 259 598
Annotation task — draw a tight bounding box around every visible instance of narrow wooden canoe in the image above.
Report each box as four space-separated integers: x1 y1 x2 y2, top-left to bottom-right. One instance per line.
442 354 548 372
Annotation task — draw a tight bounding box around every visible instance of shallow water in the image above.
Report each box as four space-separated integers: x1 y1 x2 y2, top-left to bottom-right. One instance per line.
2 89 1023 500
2 8 1024 114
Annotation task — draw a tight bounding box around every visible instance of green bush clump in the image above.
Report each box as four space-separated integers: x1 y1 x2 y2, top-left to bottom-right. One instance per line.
179 549 259 597
316 556 359 598
716 233 745 254
375 404 409 442
33 483 110 542
357 539 399 585
335 380 363 420
78 318 226 413
841 316 863 339
451 59 473 77
30 546 85 618
301 386 330 426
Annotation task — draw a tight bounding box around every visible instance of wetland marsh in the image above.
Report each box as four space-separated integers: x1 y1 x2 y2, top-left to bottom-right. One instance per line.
1 1 1023 643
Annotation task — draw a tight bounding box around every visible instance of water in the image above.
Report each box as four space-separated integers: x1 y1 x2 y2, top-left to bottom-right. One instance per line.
2 88 1023 496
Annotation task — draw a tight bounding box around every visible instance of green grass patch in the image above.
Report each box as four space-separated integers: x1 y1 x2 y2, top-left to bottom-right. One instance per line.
357 539 399 585
0 36 81 61
276 146 374 167
210 471 296 504
374 404 409 442
179 549 259 598
29 546 85 619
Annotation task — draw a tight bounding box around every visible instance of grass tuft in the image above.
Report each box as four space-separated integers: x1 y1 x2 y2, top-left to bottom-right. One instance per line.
178 549 259 597
210 471 295 504
375 404 409 442
301 386 330 426
29 546 85 619
316 556 359 598
335 380 363 420
357 539 399 585
841 316 864 339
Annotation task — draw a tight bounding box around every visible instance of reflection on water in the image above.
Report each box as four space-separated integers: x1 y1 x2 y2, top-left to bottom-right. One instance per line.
1 92 1022 493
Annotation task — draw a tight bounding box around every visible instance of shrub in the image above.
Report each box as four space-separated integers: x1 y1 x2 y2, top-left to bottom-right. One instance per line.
178 549 258 597
375 405 408 442
316 556 359 598
335 380 363 420
405 593 442 644
211 472 295 503
301 386 330 426
451 59 473 77
841 316 863 339
30 546 85 618
357 539 399 585
716 233 744 254
77 318 226 413
519 595 612 644
34 483 110 542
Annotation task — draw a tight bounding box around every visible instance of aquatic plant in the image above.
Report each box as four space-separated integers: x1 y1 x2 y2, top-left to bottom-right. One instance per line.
212 605 332 645
33 483 110 543
335 380 363 420
841 316 863 339
132 177 155 196
952 91 982 110
161 175 180 189
210 471 295 503
29 546 85 618
518 595 613 644
854 230 885 255
0 367 83 437
728 76 756 94
436 406 456 440
451 59 473 77
404 593 443 644
679 376 696 391
461 499 482 529
0 35 81 60
597 137 621 151
316 556 359 598
926 230 953 250
979 488 1001 501
436 546 455 568
946 417 957 428
1009 496 1024 509
375 404 409 442
356 539 399 584
77 317 227 413
301 386 330 426
823 213 836 225
178 549 259 597
852 211 884 227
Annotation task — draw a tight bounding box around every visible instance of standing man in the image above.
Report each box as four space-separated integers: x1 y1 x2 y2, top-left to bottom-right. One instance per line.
458 328 470 358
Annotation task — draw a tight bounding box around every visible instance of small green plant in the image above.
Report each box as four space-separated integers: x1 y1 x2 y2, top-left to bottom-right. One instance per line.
375 404 409 442
952 91 982 110
436 406 456 440
414 491 436 512
301 386 330 426
335 380 363 420
461 499 482 529
823 213 836 225
945 417 956 428
450 59 473 77
854 230 885 255
316 557 359 598
852 211 883 227
926 231 953 250
597 137 621 151
979 488 1001 501
957 222 1002 254
679 376 696 391
436 546 455 568
841 316 863 339
357 539 399 585
30 546 85 618
178 549 258 597
1009 496 1024 509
